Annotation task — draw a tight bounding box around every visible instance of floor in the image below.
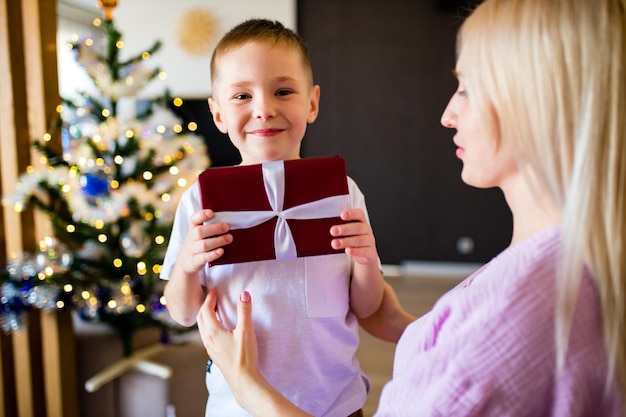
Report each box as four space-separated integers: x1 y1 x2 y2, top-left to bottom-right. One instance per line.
355 274 464 417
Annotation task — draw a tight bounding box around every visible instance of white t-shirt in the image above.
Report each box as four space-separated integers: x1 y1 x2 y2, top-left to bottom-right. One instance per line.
161 177 372 417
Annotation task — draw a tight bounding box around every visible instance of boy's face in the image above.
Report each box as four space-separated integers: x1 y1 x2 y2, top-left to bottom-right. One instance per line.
208 41 320 165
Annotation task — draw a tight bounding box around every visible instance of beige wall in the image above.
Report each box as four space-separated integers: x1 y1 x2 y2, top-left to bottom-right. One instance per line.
58 0 296 99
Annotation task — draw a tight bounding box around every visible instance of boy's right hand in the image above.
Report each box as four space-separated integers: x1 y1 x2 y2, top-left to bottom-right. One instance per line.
179 209 233 274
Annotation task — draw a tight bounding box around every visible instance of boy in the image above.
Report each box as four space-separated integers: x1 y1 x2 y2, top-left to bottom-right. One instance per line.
161 19 384 417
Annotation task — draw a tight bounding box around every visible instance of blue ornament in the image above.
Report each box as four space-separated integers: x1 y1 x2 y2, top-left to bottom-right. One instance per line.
80 172 110 198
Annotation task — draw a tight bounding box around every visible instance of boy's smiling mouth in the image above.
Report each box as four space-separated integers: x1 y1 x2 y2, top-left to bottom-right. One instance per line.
249 128 284 137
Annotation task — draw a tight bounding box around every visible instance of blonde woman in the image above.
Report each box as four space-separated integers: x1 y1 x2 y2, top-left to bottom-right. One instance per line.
195 0 626 415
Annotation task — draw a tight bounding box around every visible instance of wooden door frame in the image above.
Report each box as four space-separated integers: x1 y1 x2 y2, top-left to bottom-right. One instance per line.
0 1 79 416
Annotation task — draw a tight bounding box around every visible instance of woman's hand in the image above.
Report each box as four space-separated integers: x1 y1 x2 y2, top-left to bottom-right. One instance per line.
196 289 259 388
195 289 313 417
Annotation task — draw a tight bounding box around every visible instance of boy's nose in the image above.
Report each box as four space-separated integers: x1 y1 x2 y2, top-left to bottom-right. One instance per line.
254 96 277 120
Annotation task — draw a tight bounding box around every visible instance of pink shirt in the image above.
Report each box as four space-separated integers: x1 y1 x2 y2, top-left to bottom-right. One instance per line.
376 227 623 416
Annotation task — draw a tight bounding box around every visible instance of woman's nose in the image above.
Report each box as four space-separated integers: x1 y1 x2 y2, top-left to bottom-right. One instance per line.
441 113 454 128
440 101 456 128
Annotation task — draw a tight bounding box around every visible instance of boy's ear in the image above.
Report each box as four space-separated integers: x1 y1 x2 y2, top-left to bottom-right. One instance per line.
208 97 228 133
307 85 321 124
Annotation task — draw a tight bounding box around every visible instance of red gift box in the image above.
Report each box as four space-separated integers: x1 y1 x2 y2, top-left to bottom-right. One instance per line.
198 156 351 265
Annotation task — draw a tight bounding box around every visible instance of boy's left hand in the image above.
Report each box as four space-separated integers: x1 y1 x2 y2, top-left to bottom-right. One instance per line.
330 208 378 265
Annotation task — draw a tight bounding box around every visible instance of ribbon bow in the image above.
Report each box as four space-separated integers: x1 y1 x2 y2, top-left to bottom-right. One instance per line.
211 160 350 260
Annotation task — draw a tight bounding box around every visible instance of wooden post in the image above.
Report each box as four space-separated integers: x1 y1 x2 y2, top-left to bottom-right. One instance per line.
12 316 46 417
0 0 79 416
0 334 17 417
41 309 79 417
0 0 41 413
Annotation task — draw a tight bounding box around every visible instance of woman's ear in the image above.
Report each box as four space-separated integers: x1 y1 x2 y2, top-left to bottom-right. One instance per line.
208 97 228 133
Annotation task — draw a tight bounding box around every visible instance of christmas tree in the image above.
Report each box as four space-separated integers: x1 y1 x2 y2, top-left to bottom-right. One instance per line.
1 6 209 356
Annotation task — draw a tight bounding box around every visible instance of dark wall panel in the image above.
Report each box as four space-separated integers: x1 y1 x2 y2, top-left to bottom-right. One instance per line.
298 0 511 264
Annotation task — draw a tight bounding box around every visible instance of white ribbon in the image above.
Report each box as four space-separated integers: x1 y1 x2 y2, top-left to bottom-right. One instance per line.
212 160 350 260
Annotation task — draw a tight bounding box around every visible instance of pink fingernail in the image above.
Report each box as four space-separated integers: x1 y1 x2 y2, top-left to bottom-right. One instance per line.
240 291 251 302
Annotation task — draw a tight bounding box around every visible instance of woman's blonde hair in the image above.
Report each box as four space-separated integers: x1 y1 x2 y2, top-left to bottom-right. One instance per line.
460 0 626 396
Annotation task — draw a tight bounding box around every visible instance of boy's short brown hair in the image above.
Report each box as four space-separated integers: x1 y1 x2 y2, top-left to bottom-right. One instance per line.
210 19 314 87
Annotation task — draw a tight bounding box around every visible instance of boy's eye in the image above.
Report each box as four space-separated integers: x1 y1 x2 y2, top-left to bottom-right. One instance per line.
234 93 251 100
276 89 293 97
